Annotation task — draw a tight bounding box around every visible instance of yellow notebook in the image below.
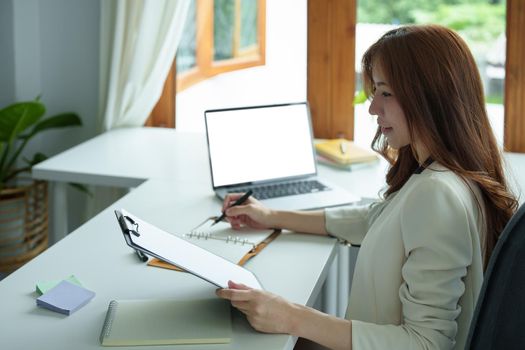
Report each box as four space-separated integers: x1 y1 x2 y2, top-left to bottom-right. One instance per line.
315 139 377 165
100 298 232 346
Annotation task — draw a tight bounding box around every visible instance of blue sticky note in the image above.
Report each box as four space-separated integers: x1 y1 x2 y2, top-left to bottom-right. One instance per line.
36 280 95 315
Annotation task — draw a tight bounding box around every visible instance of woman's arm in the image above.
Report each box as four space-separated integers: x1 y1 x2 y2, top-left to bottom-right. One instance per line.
268 209 328 235
223 193 374 243
216 281 351 350
223 193 328 235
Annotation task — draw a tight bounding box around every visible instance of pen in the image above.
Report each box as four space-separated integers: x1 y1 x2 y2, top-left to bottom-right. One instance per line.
212 190 253 226
340 140 347 154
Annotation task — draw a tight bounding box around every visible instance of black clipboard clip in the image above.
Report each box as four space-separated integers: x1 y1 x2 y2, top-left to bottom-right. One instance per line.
116 210 148 262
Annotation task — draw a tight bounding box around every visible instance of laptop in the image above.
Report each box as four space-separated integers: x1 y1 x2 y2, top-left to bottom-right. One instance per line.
204 102 360 210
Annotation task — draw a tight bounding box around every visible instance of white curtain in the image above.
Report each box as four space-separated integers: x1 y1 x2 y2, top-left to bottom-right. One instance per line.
100 0 190 131
83 0 189 223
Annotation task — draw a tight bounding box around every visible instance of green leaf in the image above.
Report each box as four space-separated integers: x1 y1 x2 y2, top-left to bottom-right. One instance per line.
353 90 368 105
24 152 48 167
0 101 46 143
22 113 82 140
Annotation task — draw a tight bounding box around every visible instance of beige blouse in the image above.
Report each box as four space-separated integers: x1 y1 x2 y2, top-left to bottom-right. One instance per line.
325 163 484 350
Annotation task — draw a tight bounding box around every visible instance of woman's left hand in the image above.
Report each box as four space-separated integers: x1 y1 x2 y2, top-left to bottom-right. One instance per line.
216 280 295 334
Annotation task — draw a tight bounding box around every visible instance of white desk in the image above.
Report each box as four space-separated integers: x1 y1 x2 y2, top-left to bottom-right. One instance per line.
0 179 337 350
2 127 384 349
33 128 213 241
16 127 525 349
32 127 390 319
32 128 390 241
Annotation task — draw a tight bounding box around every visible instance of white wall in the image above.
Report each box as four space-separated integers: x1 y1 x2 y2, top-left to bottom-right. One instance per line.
0 0 15 106
177 0 307 132
1 0 101 232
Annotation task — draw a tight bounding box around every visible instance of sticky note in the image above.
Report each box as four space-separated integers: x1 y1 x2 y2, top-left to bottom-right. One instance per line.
36 280 95 315
36 275 82 295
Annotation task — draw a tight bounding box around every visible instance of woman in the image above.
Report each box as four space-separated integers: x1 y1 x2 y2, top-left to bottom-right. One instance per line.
216 25 518 350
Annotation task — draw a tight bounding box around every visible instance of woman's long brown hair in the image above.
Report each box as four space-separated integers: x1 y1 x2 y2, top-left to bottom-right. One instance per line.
362 25 518 269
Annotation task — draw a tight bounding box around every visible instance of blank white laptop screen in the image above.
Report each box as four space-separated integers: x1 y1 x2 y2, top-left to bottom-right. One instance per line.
206 103 317 188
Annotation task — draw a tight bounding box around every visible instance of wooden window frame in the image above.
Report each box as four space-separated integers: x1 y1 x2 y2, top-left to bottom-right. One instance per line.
504 0 525 153
146 0 266 128
177 0 266 92
150 0 525 154
307 0 356 140
145 60 177 128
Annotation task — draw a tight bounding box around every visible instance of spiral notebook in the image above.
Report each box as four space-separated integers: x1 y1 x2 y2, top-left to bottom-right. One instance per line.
100 298 232 346
147 218 280 270
172 218 277 264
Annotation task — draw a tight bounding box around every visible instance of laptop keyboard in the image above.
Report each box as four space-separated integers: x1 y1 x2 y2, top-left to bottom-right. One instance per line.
229 180 330 200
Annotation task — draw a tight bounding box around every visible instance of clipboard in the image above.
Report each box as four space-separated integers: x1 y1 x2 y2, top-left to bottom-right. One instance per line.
115 209 263 290
147 217 281 271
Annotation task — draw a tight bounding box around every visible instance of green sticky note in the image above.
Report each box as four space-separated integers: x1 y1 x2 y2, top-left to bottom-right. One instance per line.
36 275 82 295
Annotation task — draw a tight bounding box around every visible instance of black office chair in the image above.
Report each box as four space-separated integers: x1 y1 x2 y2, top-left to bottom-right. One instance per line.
465 203 525 349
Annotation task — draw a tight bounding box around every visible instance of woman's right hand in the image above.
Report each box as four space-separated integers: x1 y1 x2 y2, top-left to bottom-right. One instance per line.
222 193 276 230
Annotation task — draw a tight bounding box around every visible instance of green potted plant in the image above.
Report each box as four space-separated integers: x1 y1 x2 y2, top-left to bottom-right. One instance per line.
0 99 82 274
0 100 82 189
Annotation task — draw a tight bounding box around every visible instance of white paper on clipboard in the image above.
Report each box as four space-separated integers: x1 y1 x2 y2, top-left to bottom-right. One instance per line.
115 209 263 290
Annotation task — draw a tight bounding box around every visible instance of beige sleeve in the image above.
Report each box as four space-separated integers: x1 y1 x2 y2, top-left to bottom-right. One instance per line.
352 178 475 350
324 202 376 245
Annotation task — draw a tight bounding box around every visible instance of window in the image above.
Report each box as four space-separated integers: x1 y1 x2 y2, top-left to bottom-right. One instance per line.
150 0 525 154
176 0 266 92
354 0 507 148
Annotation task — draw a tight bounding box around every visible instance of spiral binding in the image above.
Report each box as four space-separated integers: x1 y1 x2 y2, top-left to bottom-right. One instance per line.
100 300 118 342
183 216 258 247
183 230 256 248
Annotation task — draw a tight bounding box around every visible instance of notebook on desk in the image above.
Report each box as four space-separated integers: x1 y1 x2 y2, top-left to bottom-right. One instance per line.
100 298 232 346
204 102 360 210
148 217 280 271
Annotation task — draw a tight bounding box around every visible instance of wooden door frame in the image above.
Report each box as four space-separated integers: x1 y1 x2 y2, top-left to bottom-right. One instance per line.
504 0 525 153
307 0 356 140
